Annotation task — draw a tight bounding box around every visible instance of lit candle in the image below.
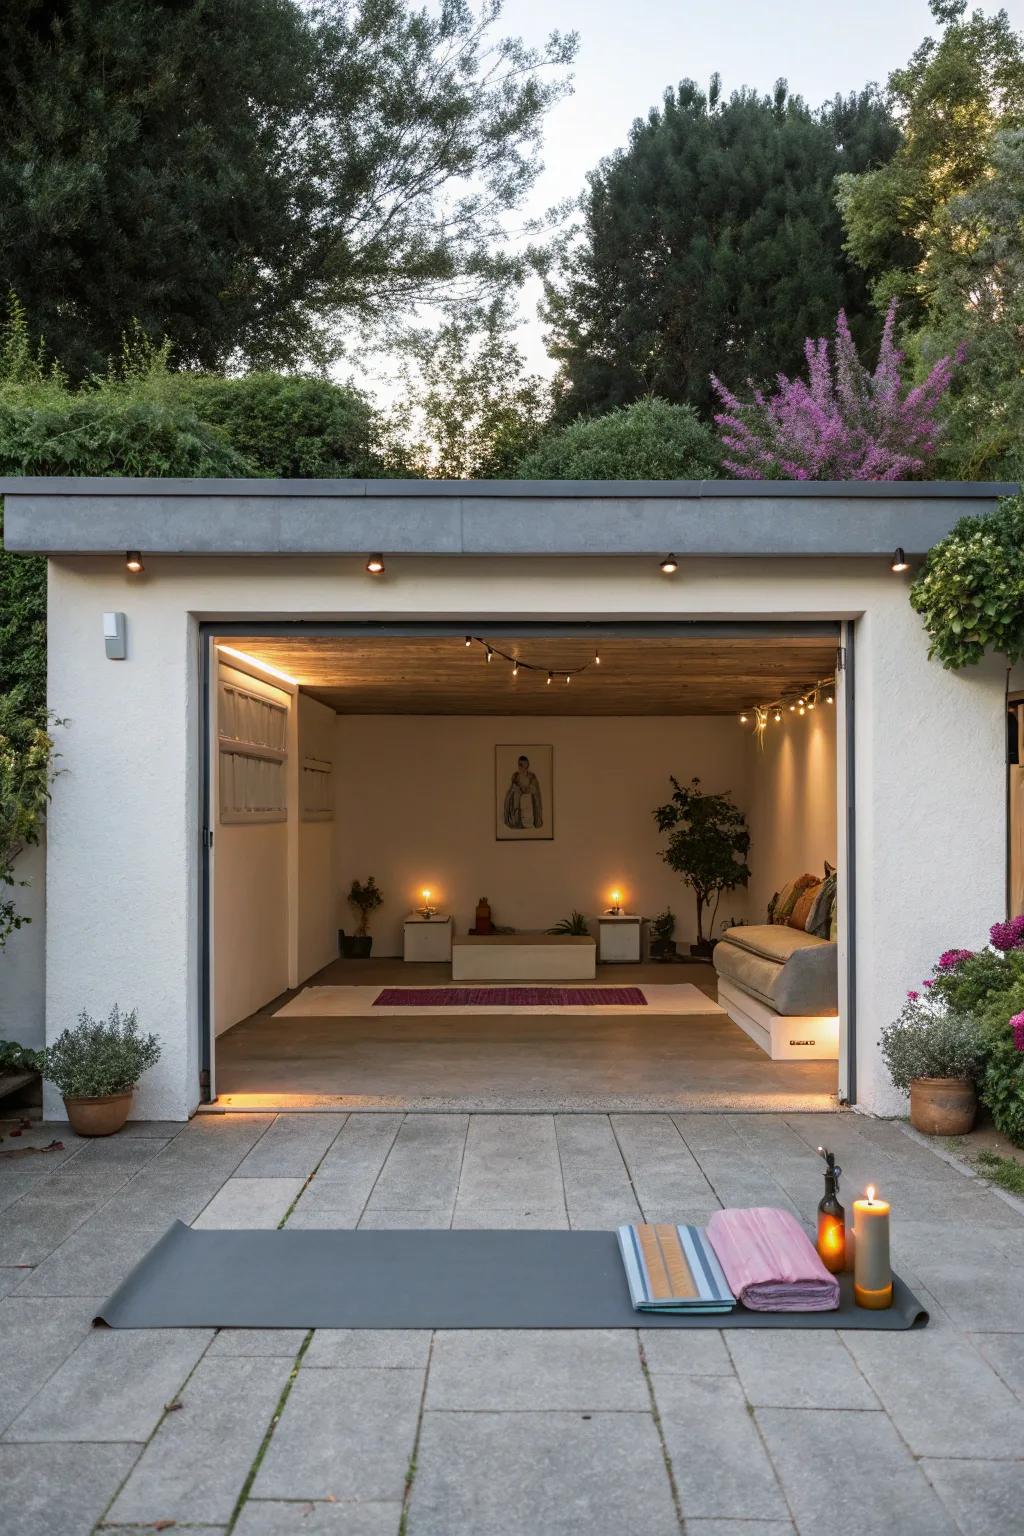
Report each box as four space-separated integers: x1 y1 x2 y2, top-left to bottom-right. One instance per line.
610 889 622 913
853 1185 892 1309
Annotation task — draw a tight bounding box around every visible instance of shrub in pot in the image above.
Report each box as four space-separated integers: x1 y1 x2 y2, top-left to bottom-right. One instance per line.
879 999 983 1135
344 876 383 958
44 1006 161 1136
649 908 677 961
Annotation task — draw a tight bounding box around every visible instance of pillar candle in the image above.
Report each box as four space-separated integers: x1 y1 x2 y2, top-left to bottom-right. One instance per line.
853 1186 892 1309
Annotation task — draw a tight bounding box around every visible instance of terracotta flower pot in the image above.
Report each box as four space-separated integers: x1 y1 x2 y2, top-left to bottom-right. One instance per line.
63 1092 133 1137
909 1076 977 1137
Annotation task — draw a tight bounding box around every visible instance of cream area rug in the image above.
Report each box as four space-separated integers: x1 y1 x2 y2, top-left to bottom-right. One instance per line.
272 983 725 1019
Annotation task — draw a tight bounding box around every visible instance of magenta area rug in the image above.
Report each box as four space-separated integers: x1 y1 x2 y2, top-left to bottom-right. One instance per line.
372 986 648 1008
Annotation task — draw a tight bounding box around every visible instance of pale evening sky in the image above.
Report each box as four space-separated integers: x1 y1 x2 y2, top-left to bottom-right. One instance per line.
496 0 1024 373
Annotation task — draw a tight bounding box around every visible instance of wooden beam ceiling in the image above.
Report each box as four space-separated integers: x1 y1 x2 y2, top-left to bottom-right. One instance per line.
220 634 838 716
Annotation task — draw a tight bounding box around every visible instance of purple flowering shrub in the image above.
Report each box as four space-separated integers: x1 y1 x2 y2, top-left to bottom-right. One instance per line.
711 302 958 481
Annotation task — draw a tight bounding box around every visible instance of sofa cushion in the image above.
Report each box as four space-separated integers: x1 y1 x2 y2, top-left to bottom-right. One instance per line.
715 933 838 1016
720 925 827 964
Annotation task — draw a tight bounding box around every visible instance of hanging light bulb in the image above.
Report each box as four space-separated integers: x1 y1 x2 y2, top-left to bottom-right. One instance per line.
565 673 571 685
789 704 797 713
798 704 806 716
547 671 553 685
773 708 783 723
512 660 519 677
594 649 601 665
826 692 834 705
807 696 816 710
485 647 493 663
739 712 749 724
465 636 472 647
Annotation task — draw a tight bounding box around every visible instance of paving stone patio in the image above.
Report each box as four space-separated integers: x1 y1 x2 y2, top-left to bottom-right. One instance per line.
2 1109 1024 1534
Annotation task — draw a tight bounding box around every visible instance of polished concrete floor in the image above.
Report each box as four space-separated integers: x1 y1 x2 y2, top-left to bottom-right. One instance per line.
213 959 839 1112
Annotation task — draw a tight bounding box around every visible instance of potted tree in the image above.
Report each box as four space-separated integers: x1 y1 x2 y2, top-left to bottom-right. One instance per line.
44 1006 161 1136
879 998 983 1135
344 876 383 958
654 777 750 958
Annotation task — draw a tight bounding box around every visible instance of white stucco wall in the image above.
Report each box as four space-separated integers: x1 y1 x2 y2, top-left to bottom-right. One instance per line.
0 838 46 1049
746 704 838 921
334 713 753 955
43 552 1008 1119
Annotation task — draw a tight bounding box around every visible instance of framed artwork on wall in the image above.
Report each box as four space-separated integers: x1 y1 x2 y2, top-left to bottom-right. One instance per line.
495 744 553 840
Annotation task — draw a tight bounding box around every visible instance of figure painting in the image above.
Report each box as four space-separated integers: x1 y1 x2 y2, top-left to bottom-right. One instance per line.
495 744 553 840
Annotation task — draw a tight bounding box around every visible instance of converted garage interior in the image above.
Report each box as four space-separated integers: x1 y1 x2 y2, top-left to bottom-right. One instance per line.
205 626 843 1112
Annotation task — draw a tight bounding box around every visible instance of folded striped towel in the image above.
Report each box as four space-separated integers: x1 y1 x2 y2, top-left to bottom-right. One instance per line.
617 1223 736 1313
706 1207 840 1312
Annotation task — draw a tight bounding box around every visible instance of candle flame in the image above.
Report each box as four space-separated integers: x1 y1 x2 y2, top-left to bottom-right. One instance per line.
866 1184 876 1204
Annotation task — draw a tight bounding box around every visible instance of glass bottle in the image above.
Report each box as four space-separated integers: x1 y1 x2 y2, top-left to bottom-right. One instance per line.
816 1146 846 1274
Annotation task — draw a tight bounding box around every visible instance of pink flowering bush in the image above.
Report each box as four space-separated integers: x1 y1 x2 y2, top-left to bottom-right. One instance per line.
1012 1013 1024 1053
990 915 1024 953
711 302 958 481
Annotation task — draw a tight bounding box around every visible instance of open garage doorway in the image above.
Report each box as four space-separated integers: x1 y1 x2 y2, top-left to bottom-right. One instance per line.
200 623 850 1112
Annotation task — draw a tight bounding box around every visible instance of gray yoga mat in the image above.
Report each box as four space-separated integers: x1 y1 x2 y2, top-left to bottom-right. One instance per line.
95 1222 929 1330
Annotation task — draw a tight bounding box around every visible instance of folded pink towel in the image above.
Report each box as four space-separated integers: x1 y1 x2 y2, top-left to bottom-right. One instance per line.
706 1207 840 1312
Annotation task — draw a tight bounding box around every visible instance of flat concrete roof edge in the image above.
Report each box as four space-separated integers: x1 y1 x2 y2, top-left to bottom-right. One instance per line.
0 476 1017 499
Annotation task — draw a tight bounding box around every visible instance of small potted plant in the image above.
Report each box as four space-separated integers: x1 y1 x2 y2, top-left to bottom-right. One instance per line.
649 908 677 961
44 1006 161 1136
344 876 383 958
879 997 983 1135
547 910 590 935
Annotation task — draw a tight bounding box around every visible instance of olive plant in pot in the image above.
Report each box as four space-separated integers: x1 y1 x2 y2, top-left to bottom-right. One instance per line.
653 778 750 958
44 1006 162 1136
344 876 383 958
879 998 983 1136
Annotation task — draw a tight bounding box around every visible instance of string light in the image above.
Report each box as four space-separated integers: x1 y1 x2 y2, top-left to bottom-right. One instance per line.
464 636 601 684
740 676 837 747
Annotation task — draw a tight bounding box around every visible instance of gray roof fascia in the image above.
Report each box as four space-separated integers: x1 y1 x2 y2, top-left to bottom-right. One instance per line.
1 477 1016 558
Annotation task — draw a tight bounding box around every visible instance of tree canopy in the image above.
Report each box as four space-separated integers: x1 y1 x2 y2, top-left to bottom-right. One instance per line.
543 77 899 420
837 0 1024 325
0 0 576 380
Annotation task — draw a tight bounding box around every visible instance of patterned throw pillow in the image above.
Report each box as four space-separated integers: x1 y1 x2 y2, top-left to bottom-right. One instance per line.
806 868 838 939
772 872 818 925
789 881 822 930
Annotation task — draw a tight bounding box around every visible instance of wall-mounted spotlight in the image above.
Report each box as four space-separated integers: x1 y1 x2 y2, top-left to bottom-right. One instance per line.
366 553 385 574
659 554 679 574
125 550 144 573
891 547 910 573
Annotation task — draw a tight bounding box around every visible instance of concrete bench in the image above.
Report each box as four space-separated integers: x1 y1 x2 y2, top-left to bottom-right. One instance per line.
452 933 597 981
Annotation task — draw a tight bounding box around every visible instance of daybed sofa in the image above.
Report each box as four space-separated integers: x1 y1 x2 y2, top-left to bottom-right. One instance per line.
713 870 839 1062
